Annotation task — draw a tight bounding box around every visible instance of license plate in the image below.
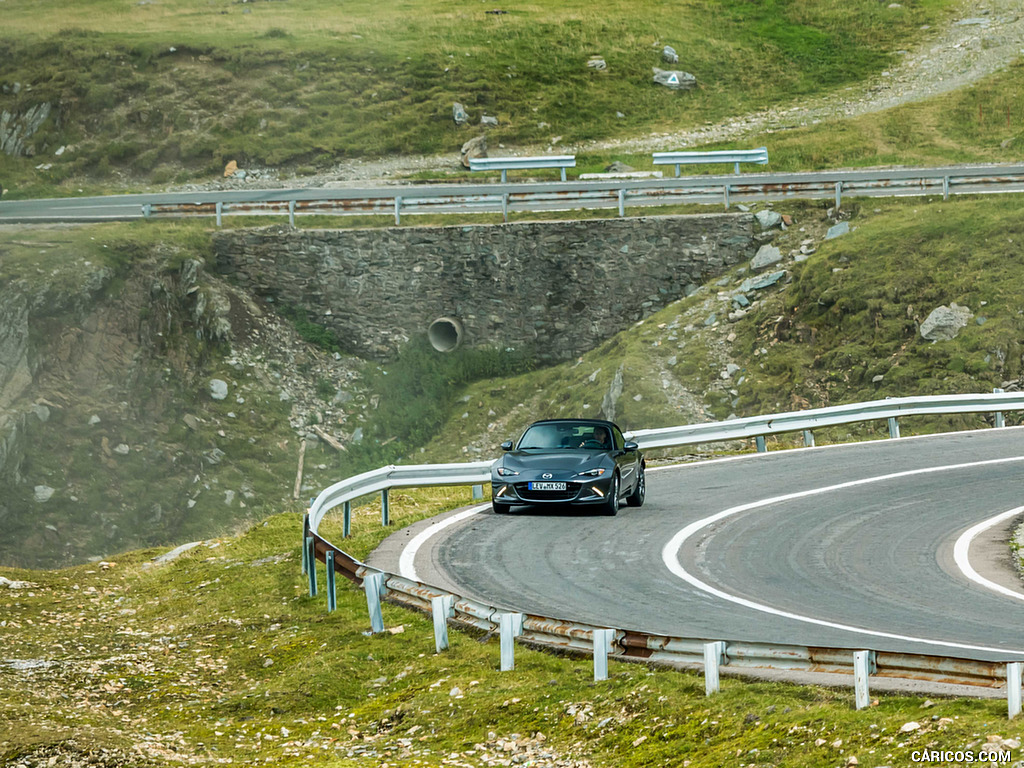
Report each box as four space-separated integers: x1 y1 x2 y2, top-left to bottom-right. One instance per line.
529 481 566 491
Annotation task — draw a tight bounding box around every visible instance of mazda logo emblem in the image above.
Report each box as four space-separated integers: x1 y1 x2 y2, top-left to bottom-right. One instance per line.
542 473 553 479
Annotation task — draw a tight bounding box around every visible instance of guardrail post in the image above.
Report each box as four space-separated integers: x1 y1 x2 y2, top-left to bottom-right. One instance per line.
943 176 950 201
502 193 509 223
1008 662 1022 718
834 182 843 210
853 650 871 710
381 489 391 526
142 203 152 219
887 417 900 439
306 536 317 597
994 387 1006 428
325 550 337 612
703 641 727 695
394 196 402 226
472 484 484 501
617 188 626 217
755 435 767 453
500 169 508 184
432 595 454 653
364 572 386 634
215 201 223 227
499 612 524 671
288 199 296 227
343 500 351 538
593 629 614 681
301 513 310 575
802 430 815 448
560 167 567 182
723 185 730 211
673 163 681 178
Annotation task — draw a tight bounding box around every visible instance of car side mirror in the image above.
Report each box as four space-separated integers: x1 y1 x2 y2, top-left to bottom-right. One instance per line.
500 440 514 451
623 441 639 452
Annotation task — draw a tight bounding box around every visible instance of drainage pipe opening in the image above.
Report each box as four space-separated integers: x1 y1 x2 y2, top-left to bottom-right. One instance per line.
428 317 464 352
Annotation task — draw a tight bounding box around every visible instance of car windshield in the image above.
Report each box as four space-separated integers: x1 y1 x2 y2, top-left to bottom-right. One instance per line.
518 423 612 450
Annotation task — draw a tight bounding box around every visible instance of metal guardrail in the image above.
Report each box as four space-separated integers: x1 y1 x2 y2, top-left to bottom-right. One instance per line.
652 147 769 176
302 392 1024 712
133 164 1024 225
469 155 576 183
630 391 1024 450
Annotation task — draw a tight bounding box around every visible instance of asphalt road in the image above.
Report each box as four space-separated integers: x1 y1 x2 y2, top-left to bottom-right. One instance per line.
2 164 1023 222
370 429 1024 660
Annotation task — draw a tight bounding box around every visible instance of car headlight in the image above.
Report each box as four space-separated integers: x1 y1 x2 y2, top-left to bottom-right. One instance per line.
576 467 606 477
496 466 520 476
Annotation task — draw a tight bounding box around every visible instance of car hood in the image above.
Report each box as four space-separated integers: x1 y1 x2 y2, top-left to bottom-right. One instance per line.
500 450 606 472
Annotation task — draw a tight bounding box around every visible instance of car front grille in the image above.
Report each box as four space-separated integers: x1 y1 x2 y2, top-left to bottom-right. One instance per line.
514 482 581 502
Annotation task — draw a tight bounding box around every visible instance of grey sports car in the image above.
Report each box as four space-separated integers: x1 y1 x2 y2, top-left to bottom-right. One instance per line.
490 418 645 516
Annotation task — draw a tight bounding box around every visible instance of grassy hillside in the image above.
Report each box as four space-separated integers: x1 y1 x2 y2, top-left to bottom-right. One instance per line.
0 0 953 196
2 496 1020 768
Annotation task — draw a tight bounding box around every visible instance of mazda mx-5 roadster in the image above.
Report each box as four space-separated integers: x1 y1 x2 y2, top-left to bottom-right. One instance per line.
490 418 645 516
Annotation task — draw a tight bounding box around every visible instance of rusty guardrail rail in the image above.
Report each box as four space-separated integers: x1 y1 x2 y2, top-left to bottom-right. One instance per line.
131 164 1024 225
300 392 1024 712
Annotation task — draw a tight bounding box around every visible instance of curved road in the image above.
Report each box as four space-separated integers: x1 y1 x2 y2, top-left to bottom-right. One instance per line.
370 428 1024 660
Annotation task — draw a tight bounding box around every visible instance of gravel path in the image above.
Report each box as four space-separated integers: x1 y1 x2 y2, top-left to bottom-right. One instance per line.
195 0 1023 191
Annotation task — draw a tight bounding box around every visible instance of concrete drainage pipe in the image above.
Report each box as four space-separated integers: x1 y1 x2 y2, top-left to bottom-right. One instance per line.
428 317 464 352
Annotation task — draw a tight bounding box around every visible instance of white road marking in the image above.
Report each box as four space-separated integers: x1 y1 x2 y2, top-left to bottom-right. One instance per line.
662 455 1024 656
399 505 489 582
953 506 1024 602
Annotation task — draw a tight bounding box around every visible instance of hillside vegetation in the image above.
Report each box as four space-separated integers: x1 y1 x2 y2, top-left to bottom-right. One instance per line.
0 0 953 196
2 495 1020 768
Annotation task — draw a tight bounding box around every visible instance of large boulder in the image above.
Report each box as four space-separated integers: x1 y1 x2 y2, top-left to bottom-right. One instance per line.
652 68 696 90
460 134 487 168
920 303 972 341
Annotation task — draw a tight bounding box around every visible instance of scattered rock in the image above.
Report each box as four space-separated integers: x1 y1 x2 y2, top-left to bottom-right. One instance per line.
920 303 972 341
452 102 469 126
223 160 238 178
33 485 55 503
900 721 921 733
751 244 783 270
29 403 50 423
662 45 679 64
480 115 499 126
587 57 607 70
604 161 634 173
755 210 783 230
209 379 229 400
113 443 130 455
825 221 851 239
652 67 697 90
460 134 487 168
88 414 101 426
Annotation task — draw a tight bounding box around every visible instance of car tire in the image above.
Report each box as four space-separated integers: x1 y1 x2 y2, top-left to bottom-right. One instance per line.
492 501 511 514
601 473 620 516
625 465 645 507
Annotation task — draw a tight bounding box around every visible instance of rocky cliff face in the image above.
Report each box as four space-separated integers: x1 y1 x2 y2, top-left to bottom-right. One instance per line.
0 268 113 485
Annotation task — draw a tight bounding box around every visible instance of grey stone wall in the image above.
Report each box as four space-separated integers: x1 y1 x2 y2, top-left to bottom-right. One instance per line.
212 214 756 361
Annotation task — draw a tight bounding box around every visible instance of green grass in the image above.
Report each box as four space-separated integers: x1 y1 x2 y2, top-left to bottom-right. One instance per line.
1 495 1021 767
0 0 954 196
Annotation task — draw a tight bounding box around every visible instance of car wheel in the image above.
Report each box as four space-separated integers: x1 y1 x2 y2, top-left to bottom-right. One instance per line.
625 465 645 507
601 473 619 516
492 501 511 514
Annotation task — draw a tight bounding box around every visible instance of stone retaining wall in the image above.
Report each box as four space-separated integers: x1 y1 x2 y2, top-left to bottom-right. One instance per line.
212 214 757 361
